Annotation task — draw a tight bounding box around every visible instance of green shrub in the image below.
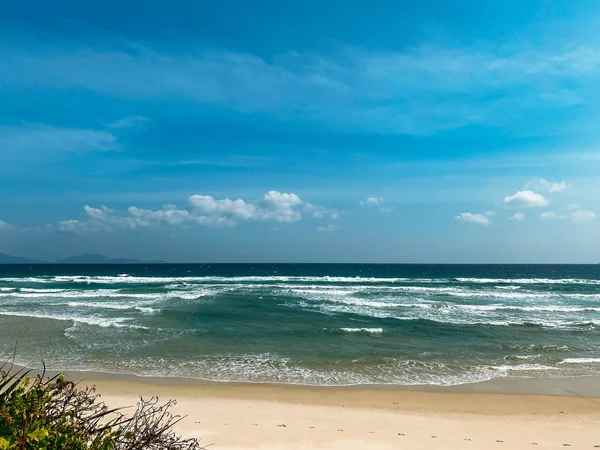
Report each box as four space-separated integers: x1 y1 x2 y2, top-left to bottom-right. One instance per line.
0 361 203 450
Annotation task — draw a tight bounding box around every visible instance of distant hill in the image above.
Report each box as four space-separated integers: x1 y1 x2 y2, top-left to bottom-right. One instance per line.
0 252 165 264
55 254 166 264
0 252 46 264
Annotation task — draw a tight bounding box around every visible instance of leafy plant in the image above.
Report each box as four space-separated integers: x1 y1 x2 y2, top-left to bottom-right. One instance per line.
0 358 203 449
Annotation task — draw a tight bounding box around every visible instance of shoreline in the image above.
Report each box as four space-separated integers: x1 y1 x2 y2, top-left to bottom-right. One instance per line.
89 376 600 415
12 361 600 397
7 364 600 448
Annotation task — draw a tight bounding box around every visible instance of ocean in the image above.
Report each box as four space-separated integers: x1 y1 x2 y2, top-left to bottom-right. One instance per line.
1 264 600 386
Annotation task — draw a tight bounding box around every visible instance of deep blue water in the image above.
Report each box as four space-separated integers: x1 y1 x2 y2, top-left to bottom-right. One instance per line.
1 264 600 385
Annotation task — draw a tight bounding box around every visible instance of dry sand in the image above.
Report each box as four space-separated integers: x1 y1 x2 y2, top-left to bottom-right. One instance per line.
88 378 600 450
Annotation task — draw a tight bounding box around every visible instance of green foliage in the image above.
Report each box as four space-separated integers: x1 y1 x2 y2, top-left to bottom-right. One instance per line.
0 361 203 450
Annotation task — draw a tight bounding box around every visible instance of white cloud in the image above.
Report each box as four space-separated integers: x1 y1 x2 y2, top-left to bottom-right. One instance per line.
571 209 596 223
360 197 384 208
504 190 549 207
509 212 525 221
254 191 305 223
316 224 338 232
57 219 86 232
55 191 334 232
187 195 256 225
305 202 340 219
360 197 390 213
456 212 491 226
525 178 569 193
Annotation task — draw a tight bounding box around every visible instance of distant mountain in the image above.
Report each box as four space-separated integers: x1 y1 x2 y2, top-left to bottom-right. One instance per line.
55 254 165 264
0 252 46 264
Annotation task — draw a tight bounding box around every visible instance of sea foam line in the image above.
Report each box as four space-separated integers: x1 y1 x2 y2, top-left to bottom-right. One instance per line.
456 277 600 285
339 327 384 334
559 358 600 364
299 300 600 328
0 311 148 329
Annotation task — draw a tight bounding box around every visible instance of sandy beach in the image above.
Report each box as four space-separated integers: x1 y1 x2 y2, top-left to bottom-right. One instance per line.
76 374 600 450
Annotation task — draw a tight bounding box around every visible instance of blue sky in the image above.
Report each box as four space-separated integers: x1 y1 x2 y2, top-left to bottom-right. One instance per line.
1 0 600 262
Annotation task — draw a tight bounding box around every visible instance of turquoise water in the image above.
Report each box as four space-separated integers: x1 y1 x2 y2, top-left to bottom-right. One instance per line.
1 264 600 386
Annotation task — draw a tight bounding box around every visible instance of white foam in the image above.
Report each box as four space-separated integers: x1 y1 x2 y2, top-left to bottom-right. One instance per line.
0 288 217 300
439 304 600 313
283 284 588 300
60 301 157 314
299 293 600 314
340 327 383 334
306 300 600 329
20 288 66 293
559 358 600 364
493 364 557 372
456 277 600 285
0 310 147 329
504 355 543 360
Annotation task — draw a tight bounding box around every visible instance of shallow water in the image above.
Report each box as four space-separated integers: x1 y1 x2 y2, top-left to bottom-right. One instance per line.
1 263 600 386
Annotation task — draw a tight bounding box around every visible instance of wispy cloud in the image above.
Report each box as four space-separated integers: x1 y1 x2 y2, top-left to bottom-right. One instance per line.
509 212 525 221
2 40 600 134
525 178 569 193
0 124 119 158
540 211 562 220
108 115 148 129
360 197 384 208
316 224 338 232
571 209 596 223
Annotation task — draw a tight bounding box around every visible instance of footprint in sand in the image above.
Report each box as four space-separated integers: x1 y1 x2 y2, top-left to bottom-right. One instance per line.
277 424 287 428
309 426 314 429
398 433 405 436
252 424 258 426
369 431 374 434
496 440 504 443
464 438 471 441
338 429 344 432
431 436 438 439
